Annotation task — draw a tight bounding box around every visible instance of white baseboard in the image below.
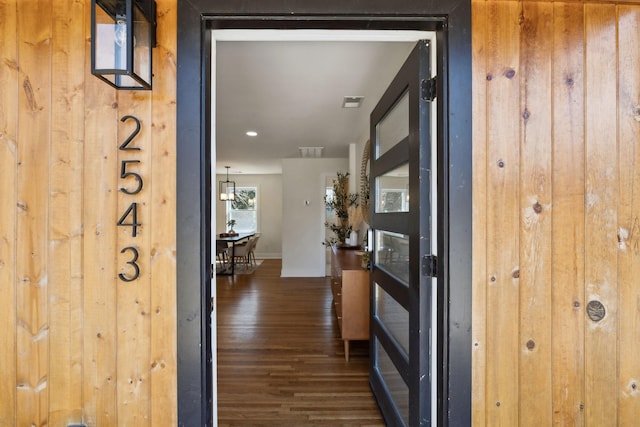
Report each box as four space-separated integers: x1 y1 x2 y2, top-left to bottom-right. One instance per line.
254 252 281 259
280 267 326 278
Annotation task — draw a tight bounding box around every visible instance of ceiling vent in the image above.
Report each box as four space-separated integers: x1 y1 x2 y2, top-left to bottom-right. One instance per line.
342 96 364 108
299 147 324 158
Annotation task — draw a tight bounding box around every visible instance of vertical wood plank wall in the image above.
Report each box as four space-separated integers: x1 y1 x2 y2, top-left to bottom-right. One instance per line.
0 0 177 425
473 1 640 425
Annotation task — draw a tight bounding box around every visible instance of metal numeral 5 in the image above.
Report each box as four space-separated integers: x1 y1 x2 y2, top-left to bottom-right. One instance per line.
120 160 143 194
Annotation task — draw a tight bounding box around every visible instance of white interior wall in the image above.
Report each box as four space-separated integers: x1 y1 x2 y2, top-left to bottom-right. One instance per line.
281 157 348 277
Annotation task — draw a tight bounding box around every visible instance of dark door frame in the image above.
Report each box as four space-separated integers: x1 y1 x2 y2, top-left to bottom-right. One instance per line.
176 2 471 426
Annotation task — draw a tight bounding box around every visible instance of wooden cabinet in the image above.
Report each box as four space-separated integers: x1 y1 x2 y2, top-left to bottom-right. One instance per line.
330 246 370 361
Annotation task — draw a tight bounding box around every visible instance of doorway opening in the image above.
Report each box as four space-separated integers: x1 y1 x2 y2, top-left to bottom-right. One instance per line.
211 29 436 425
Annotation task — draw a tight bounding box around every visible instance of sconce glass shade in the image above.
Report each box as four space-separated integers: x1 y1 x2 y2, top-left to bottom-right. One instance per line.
91 0 156 90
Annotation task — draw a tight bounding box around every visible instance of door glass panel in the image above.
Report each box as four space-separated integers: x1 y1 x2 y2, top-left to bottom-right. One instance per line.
374 282 409 353
375 230 410 284
375 90 409 158
375 163 409 213
376 339 410 425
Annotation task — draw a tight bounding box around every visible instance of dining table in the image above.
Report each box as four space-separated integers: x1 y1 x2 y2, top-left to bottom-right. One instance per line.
216 232 255 275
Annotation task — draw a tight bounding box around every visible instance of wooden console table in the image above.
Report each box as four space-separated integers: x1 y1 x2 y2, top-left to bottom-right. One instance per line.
330 246 370 361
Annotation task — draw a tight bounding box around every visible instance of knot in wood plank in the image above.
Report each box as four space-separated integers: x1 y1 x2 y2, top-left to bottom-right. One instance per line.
532 201 542 214
22 77 39 112
586 300 605 322
503 68 516 79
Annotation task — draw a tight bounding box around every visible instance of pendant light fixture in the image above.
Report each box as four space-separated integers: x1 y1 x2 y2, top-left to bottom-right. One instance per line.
219 166 236 201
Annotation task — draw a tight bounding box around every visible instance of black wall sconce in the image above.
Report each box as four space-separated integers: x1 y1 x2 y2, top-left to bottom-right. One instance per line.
91 0 157 90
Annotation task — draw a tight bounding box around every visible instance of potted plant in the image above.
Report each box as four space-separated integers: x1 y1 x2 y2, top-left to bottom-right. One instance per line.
323 172 359 246
227 219 236 234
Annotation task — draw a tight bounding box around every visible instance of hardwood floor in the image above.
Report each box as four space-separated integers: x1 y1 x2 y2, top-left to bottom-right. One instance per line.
216 259 384 426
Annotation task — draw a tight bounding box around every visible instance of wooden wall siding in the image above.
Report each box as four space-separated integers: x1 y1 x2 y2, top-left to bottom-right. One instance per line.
471 1 488 425
473 1 640 426
17 2 52 426
584 6 619 424
551 3 586 426
149 4 178 423
51 0 85 424
618 6 640 424
0 1 177 425
0 0 18 425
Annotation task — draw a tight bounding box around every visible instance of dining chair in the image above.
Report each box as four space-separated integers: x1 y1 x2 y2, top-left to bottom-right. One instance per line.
216 241 229 266
226 238 256 270
247 235 260 266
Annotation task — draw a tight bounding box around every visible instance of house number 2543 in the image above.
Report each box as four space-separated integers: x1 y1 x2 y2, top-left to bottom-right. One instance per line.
117 115 143 282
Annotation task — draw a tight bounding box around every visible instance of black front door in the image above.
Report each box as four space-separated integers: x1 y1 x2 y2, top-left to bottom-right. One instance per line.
368 40 438 426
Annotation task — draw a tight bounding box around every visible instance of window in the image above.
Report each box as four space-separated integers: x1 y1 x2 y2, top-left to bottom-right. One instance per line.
227 187 258 232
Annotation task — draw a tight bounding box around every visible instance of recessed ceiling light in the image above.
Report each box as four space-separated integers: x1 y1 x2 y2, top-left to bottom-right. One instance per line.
342 96 364 108
246 131 258 137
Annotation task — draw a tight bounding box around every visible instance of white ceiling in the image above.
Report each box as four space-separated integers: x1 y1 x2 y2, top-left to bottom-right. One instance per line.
214 37 420 174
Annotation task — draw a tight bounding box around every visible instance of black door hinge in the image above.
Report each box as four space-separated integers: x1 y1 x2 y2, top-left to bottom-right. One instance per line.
422 254 438 277
421 76 437 102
